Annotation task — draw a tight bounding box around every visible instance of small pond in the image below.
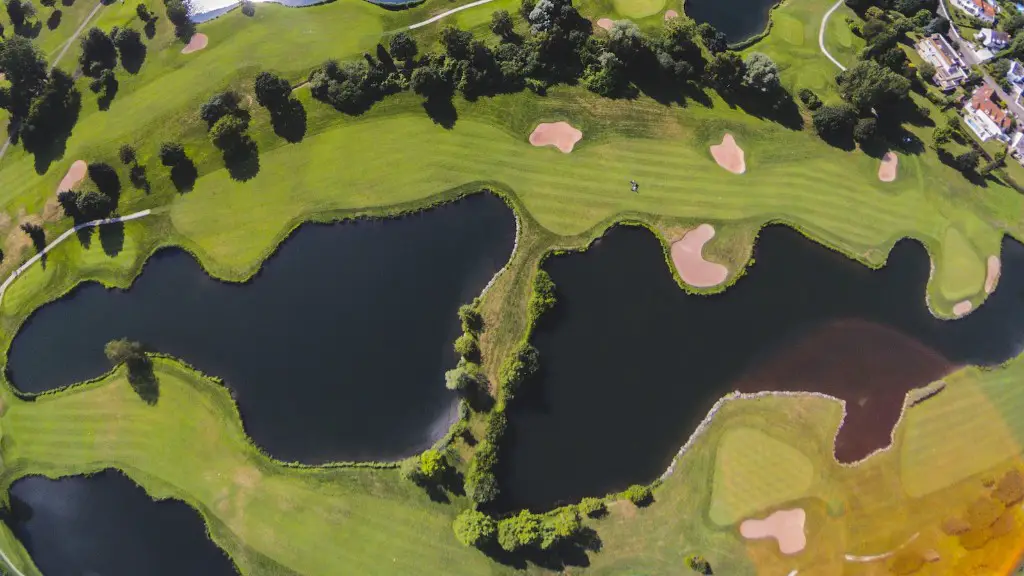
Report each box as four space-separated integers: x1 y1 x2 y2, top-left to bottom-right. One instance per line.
6 193 515 464
497 225 1024 511
7 471 238 576
683 0 780 44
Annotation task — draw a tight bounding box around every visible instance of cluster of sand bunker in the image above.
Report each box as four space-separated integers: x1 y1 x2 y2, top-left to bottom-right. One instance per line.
529 122 583 153
878 152 898 182
710 133 745 174
670 224 729 288
181 33 209 54
740 508 806 554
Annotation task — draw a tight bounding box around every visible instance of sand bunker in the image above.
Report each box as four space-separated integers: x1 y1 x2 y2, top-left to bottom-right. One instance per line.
181 33 209 54
710 133 745 174
670 224 728 288
596 18 614 31
740 508 806 554
878 152 898 182
985 255 1001 295
529 121 583 153
953 300 973 317
664 9 678 19
56 160 87 193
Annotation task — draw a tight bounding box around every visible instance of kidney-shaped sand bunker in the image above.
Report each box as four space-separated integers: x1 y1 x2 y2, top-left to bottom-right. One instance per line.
710 133 745 174
529 122 583 153
670 224 729 288
740 508 807 555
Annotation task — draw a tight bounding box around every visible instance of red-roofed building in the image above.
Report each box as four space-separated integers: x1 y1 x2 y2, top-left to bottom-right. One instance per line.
951 0 997 23
964 85 1014 142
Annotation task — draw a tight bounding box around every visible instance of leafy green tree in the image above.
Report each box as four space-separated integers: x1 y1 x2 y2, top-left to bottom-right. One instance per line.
1005 12 1024 36
419 449 447 481
696 22 727 53
798 87 822 110
498 510 543 552
527 269 556 319
209 114 249 152
579 497 606 517
75 190 115 220
254 71 291 111
490 9 514 38
388 31 417 63
39 0 55 8
837 60 911 110
410 63 448 98
0 35 47 117
20 68 80 154
458 302 483 333
547 507 582 543
79 27 116 76
453 509 497 547
954 149 980 172
453 332 479 358
440 25 473 60
811 103 857 140
105 338 145 365
917 61 936 83
707 51 745 92
623 484 652 506
5 0 33 29
932 125 953 145
853 116 877 145
606 20 644 64
112 26 145 71
444 360 485 392
742 52 780 92
159 141 187 166
118 143 136 165
200 90 242 126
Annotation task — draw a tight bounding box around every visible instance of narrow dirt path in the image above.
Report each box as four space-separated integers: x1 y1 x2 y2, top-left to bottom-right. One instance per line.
819 0 847 71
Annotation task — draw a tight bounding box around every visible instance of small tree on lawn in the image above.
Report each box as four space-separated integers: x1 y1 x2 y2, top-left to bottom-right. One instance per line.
453 509 497 548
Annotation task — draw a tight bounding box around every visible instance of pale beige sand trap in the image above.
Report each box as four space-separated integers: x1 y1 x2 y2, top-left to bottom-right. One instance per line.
596 18 614 30
953 300 973 317
529 121 583 153
181 33 209 54
670 224 728 288
985 255 1001 295
710 133 745 174
664 9 678 19
878 152 898 182
56 160 87 193
740 508 806 554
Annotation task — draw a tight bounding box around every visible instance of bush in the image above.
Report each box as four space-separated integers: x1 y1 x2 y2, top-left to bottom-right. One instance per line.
465 440 499 505
444 360 486 392
498 510 543 552
798 87 822 110
498 342 539 401
118 143 135 165
388 31 417 62
483 409 506 445
853 117 877 145
453 509 497 547
578 496 606 517
210 114 250 152
200 90 242 127
623 484 652 506
685 554 712 574
458 301 483 333
490 9 514 38
454 332 479 358
527 269 556 320
812 103 857 140
159 141 186 166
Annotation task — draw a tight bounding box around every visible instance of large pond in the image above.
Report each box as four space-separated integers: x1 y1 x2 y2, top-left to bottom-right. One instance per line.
683 0 780 44
6 194 515 464
7 471 238 576
498 225 1024 511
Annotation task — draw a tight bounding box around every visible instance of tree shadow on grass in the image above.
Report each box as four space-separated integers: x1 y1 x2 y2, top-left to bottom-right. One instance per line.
143 18 157 39
46 10 61 30
480 527 602 571
270 98 307 143
99 219 124 256
127 355 159 405
75 225 93 248
423 97 457 129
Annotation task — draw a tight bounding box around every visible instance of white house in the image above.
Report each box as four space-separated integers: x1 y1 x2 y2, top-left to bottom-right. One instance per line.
964 85 1014 142
1008 60 1024 84
976 28 1011 50
951 0 997 23
915 34 969 91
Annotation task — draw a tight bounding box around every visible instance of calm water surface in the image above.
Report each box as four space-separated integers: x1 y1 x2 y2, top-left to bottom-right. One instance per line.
8 471 238 576
7 194 515 464
684 0 781 43
498 225 1024 511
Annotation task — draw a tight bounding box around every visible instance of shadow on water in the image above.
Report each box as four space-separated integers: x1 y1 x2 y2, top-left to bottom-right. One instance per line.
497 225 1024 512
6 194 516 464
5 471 239 576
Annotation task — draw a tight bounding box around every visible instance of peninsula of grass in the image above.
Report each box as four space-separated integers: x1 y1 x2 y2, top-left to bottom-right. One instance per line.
0 0 1022 572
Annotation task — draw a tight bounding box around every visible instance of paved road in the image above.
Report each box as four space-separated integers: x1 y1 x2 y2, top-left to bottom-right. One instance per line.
408 0 496 29
819 0 848 71
0 210 153 308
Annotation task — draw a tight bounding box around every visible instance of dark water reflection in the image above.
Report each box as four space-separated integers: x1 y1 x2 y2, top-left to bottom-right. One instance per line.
7 194 515 464
7 471 238 576
684 0 780 43
498 225 1024 511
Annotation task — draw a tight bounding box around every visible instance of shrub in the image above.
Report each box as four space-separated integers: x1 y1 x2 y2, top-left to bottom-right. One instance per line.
685 554 712 574
453 509 497 547
444 360 486 392
465 440 499 505
798 87 821 110
158 141 186 166
527 269 556 320
458 301 483 333
200 90 242 127
498 342 539 401
454 332 479 358
118 143 135 165
498 510 543 551
578 497 606 518
623 484 652 506
483 409 506 445
490 9 514 38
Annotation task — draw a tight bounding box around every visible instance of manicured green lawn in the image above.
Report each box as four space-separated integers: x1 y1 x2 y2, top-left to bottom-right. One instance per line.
0 0 1023 573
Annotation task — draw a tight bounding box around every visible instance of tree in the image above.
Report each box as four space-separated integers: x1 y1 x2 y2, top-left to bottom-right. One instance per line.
444 361 486 392
40 0 55 8
917 61 936 83
584 51 628 96
200 90 242 126
388 31 417 63
812 103 857 140
498 510 543 552
606 20 644 64
165 0 193 40
853 116 877 144
78 27 117 76
118 143 136 165
490 9 514 38
209 114 249 152
837 60 911 110
1005 12 1024 36
159 141 187 166
707 51 745 92
105 338 144 365
440 25 473 60
418 449 448 482
410 64 447 98
954 148 980 172
75 190 115 220
136 3 152 21
0 35 47 117
112 26 145 71
578 497 606 517
933 124 954 144
686 554 712 574
546 507 582 544
20 68 80 154
743 52 780 92
458 302 483 333
696 22 727 53
453 509 497 548
5 0 33 29
453 332 479 358
19 222 43 250
254 71 291 112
